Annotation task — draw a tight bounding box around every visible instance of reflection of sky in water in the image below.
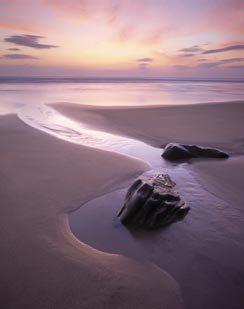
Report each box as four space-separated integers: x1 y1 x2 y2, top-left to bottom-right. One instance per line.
1 81 244 159
1 81 244 114
18 103 161 164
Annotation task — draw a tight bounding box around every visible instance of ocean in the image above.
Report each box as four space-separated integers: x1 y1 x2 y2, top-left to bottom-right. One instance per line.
1 78 244 112
0 78 244 152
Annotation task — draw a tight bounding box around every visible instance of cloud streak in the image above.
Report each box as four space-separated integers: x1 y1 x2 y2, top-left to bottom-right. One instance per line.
137 58 153 62
2 54 39 60
203 44 244 54
179 45 203 53
180 53 195 58
0 1 244 78
7 48 21 51
4 35 59 49
197 57 244 68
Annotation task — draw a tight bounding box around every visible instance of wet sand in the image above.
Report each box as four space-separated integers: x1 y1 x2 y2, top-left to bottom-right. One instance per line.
54 100 244 153
54 100 244 309
0 115 182 309
69 173 244 309
1 100 244 309
189 156 244 209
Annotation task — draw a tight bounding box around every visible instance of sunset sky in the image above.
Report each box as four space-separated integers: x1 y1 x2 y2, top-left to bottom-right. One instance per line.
0 0 244 78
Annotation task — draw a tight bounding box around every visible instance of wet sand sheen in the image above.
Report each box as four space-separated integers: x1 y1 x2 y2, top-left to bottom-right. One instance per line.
54 100 244 309
1 100 244 309
53 100 244 153
0 115 182 309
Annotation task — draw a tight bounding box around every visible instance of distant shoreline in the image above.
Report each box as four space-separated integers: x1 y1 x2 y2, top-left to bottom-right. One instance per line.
1 76 244 84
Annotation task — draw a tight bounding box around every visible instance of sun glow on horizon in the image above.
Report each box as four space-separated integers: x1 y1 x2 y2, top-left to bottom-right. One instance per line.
0 0 244 78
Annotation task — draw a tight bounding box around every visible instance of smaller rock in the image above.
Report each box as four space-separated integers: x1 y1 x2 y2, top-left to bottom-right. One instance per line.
118 174 189 229
162 143 229 161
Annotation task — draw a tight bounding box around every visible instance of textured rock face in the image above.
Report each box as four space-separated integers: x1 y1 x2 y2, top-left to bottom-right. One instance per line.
118 174 189 229
162 143 229 161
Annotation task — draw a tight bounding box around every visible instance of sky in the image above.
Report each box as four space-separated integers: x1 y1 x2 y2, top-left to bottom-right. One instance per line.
0 0 244 78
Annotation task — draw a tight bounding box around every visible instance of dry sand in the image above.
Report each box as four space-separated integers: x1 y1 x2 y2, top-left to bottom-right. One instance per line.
0 115 182 309
2 100 244 309
54 100 244 154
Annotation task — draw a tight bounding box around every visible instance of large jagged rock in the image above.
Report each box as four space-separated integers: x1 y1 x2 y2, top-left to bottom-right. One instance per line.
118 174 189 229
162 143 229 161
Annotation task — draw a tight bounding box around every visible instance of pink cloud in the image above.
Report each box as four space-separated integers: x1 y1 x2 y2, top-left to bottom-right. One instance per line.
0 0 244 78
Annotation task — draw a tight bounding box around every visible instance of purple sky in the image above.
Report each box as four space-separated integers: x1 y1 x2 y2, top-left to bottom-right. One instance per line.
0 0 244 78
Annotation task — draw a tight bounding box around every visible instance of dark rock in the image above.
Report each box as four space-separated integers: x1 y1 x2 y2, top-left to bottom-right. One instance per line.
162 143 229 161
118 174 189 229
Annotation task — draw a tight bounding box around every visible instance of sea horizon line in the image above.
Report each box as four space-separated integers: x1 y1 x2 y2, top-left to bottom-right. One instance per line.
0 76 244 84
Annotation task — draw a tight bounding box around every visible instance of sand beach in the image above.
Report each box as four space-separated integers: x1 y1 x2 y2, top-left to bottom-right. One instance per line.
1 100 244 309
